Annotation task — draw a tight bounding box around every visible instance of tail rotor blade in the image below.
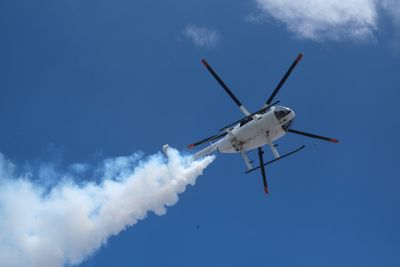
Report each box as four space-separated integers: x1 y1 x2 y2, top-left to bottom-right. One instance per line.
266 53 303 105
257 147 268 194
288 129 339 143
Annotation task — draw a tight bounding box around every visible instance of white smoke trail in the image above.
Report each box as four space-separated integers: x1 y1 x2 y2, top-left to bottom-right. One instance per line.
0 148 215 267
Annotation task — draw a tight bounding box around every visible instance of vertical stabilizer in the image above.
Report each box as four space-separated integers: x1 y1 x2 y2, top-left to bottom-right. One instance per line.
162 144 169 156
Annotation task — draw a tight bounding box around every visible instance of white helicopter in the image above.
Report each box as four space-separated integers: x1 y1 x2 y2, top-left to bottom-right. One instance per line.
173 53 338 194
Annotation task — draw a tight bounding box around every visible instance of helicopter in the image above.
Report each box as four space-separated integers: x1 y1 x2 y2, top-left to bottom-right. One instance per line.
183 53 339 194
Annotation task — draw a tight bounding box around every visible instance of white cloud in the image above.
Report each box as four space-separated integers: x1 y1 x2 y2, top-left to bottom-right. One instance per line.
69 163 90 174
382 0 400 19
183 25 221 49
0 149 214 267
381 0 400 49
253 0 400 42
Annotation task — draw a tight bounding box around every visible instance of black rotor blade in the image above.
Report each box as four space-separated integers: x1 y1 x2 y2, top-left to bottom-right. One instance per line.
288 129 339 143
266 53 303 105
188 132 228 149
257 147 268 194
201 59 247 113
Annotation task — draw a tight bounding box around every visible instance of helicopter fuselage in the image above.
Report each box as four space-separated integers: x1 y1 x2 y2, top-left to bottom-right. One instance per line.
218 106 295 153
194 106 295 158
181 54 338 194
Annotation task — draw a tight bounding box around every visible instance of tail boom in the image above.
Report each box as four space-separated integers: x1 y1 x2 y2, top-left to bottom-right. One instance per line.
193 143 218 160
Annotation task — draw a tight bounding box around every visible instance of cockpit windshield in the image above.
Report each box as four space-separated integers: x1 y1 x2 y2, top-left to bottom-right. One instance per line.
274 108 291 120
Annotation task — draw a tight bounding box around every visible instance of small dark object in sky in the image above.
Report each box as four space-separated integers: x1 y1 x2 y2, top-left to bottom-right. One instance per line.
196 225 200 229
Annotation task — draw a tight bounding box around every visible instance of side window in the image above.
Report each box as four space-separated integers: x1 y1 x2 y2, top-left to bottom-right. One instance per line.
282 120 294 131
239 117 253 127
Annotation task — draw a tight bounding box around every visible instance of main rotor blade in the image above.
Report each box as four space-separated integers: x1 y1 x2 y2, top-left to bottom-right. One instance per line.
265 53 303 105
201 59 250 115
188 131 228 149
257 147 268 194
288 129 339 143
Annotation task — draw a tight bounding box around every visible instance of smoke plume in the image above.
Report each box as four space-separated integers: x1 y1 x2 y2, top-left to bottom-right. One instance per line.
0 148 214 267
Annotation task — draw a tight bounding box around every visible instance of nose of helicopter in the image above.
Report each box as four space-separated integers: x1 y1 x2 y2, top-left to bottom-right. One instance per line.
286 108 295 120
274 106 295 131
274 106 295 120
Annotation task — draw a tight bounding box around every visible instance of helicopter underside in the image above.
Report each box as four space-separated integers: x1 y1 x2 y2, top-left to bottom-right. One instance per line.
216 107 294 153
186 54 338 194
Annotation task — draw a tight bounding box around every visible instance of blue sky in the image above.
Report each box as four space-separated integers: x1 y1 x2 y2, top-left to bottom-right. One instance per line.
1 0 400 266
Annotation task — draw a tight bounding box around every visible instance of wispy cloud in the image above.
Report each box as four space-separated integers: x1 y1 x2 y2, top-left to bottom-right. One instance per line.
252 0 400 42
69 163 90 174
183 25 221 49
381 0 400 50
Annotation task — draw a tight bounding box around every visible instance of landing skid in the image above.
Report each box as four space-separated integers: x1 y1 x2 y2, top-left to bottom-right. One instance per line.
245 145 305 174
